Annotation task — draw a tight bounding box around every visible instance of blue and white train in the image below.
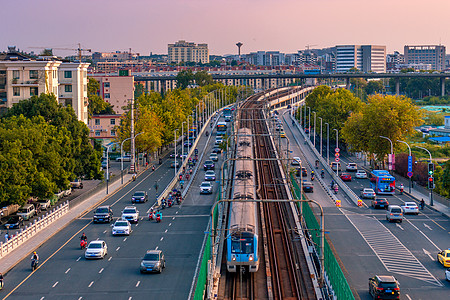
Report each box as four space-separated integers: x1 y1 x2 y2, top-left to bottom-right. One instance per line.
226 127 260 272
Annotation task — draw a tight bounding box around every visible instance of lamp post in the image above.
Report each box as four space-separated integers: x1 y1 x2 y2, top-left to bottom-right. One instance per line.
325 123 330 165
313 111 316 148
318 117 323 157
105 143 118 194
414 146 434 206
334 128 339 176
379 136 394 173
174 130 178 176
397 140 412 193
307 106 311 140
121 137 131 184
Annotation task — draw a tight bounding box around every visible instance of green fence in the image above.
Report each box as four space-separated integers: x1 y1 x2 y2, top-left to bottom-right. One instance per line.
291 174 355 300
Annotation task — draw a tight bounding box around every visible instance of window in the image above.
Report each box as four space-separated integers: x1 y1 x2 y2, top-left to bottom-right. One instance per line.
65 85 72 92
29 70 38 79
13 70 20 80
111 130 116 136
13 87 20 96
104 82 110 88
64 71 72 78
95 130 100 136
95 119 100 125
110 119 116 125
30 87 38 96
105 93 110 98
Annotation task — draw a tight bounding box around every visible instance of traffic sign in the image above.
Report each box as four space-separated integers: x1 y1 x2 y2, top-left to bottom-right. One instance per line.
407 155 413 172
335 148 340 153
335 153 340 158
407 171 413 177
335 157 340 162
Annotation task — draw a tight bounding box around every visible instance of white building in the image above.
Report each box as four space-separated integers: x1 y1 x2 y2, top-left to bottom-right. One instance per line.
168 40 209 64
336 45 386 73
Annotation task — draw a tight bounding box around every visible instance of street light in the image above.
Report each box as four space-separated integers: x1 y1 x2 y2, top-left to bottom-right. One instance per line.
318 117 323 157
414 146 434 206
334 128 339 176
312 111 316 148
120 132 144 184
397 140 412 193
105 142 119 194
379 136 394 173
307 106 311 140
174 129 178 176
325 123 330 165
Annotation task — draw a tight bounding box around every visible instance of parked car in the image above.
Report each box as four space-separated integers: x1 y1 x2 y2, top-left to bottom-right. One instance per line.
132 191 148 203
200 182 213 194
17 204 36 221
38 199 51 210
112 219 132 236
140 249 165 273
85 240 108 259
400 202 419 215
70 178 83 189
360 188 376 199
368 275 400 300
115 155 131 162
386 205 403 223
371 198 389 209
355 170 368 179
204 170 216 181
209 153 219 161
340 173 352 182
4 215 24 229
302 182 314 193
204 160 215 171
121 206 139 223
346 163 358 172
93 206 113 223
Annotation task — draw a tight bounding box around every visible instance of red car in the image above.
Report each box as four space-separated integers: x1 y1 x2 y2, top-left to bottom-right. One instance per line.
340 173 352 182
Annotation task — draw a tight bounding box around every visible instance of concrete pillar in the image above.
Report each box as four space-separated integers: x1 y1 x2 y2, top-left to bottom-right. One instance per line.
145 81 149 93
395 77 400 95
441 77 446 97
346 77 350 90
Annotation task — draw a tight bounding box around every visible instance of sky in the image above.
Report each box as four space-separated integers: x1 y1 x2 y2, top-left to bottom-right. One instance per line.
2 0 450 57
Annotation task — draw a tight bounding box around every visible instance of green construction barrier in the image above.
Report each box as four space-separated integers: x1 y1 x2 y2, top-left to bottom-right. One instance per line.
291 174 355 300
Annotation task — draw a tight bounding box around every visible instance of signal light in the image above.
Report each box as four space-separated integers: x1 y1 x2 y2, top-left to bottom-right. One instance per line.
428 177 434 189
428 163 434 176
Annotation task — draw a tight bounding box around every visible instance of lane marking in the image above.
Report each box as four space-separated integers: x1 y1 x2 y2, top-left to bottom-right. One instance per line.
88 281 94 288
103 230 107 234
52 281 58 288
160 237 164 241
169 223 172 226
405 219 441 251
176 211 179 214
155 246 159 250
116 246 120 251
123 238 127 242
65 268 71 274
40 298 45 300
423 249 435 261
108 257 112 261
165 229 168 233
140 217 144 220
76 257 81 262
128 297 132 300
423 223 433 231
396 223 404 231
172 217 175 220
135 223 139 227
78 297 83 300
136 281 140 287
406 294 412 300
99 268 104 274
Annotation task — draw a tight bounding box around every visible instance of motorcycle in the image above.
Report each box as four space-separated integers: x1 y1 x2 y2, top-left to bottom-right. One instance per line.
311 175 315 181
176 195 182 205
152 165 155 172
321 172 325 179
399 186 404 195
168 199 173 207
80 239 87 250
148 212 154 220
156 214 162 223
333 185 338 194
161 201 166 209
31 259 39 271
206 131 209 136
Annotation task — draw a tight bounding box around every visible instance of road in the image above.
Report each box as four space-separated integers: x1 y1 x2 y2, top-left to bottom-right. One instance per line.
1 116 227 300
279 109 450 300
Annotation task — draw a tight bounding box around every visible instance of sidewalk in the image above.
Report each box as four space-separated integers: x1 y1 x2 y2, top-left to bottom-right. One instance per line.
0 172 134 274
346 153 450 219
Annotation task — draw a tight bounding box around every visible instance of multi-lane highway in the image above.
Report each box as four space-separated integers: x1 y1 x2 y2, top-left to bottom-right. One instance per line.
279 109 450 300
1 117 226 300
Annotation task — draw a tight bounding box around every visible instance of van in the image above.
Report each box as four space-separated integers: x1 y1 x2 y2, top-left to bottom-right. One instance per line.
331 162 341 171
386 205 403 223
17 204 36 220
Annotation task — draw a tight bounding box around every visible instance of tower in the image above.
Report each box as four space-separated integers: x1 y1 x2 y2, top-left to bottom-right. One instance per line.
236 42 243 57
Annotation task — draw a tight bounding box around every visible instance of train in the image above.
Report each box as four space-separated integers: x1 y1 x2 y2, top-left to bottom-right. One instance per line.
226 127 260 273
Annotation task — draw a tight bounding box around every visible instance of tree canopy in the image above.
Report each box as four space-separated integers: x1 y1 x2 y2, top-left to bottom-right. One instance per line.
87 78 115 116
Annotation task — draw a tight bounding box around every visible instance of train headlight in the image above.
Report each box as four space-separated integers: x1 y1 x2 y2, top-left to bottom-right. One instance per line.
249 254 254 261
232 255 236 261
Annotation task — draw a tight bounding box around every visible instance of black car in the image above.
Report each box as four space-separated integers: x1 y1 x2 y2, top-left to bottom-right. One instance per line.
302 182 314 193
369 275 400 300
371 198 389 209
93 206 113 223
204 160 215 170
212 147 222 154
132 191 148 203
4 215 24 229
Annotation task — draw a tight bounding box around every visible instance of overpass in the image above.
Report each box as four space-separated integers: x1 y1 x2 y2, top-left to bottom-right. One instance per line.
134 72 449 96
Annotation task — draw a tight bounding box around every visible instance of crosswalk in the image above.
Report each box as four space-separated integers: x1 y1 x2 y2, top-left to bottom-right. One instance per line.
342 210 442 286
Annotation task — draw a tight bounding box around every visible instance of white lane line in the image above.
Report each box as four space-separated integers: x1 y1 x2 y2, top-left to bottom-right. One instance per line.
396 223 404 231
169 223 172 226
423 223 433 231
136 223 139 227
103 230 107 234
76 257 81 262
116 246 120 251
123 237 127 242
165 229 168 233
406 294 412 300
108 257 112 261
52 281 59 288
40 297 45 300
99 268 104 274
172 217 175 220
88 281 94 288
140 217 144 220
176 211 179 214
155 246 159 250
160 237 164 241
405 219 441 251
136 281 140 287
65 268 71 274
128 297 132 300
78 298 83 300
423 249 435 261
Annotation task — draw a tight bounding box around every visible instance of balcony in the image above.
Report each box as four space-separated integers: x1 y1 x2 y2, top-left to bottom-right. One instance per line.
11 79 39 86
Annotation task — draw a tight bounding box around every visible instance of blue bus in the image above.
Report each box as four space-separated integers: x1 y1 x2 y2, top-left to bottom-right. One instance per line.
369 170 396 195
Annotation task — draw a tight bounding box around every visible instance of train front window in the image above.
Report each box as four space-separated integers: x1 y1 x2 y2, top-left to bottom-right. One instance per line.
231 237 253 254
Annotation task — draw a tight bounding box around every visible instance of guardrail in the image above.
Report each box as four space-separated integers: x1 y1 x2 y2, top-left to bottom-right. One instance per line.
0 201 69 259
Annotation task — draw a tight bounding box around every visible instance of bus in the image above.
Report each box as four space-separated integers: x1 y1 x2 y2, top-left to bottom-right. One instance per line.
217 121 227 133
369 170 396 195
223 107 232 122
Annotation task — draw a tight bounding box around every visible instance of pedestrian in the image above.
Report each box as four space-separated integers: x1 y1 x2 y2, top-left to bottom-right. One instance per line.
420 199 425 210
5 232 8 243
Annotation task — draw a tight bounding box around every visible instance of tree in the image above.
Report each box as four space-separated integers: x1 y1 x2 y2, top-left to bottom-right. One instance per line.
194 71 214 86
365 80 384 95
87 78 114 116
134 82 145 99
176 70 194 89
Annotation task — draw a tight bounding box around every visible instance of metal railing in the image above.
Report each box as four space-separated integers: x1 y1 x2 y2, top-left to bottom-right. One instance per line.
0 201 69 258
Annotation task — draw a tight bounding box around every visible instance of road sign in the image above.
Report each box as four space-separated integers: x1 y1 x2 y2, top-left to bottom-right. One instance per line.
335 157 340 162
407 155 413 172
335 153 340 158
335 148 340 153
407 171 413 177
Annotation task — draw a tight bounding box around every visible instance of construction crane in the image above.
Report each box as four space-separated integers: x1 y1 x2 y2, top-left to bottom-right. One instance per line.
29 43 91 62
305 44 318 51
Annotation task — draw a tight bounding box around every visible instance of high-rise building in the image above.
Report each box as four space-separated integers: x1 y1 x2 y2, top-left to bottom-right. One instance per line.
404 45 446 71
336 45 386 73
168 40 209 64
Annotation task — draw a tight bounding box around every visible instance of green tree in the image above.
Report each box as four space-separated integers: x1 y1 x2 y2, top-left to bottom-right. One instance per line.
365 80 384 95
134 82 145 99
176 70 194 89
87 78 115 116
194 71 214 86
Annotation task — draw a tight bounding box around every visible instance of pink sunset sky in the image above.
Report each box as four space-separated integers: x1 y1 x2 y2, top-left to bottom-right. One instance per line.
2 0 450 56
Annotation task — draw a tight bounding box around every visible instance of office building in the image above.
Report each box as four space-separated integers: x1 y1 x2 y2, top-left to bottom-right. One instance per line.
168 40 209 64
336 45 386 73
404 45 446 71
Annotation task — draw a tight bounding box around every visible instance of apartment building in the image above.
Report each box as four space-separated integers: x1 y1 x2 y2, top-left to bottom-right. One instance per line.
87 114 121 145
168 40 209 64
336 45 386 73
386 51 405 70
404 45 446 71
89 75 134 115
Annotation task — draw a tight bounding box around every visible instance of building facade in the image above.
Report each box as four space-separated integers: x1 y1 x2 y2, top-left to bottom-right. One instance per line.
87 114 121 145
89 75 134 115
386 51 405 71
336 45 386 73
168 40 209 64
404 45 446 71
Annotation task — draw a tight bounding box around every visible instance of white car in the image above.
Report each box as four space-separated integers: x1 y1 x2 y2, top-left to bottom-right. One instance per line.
112 219 132 235
85 240 108 259
116 155 131 162
209 153 219 161
291 157 301 166
355 170 367 179
200 182 213 194
121 206 139 223
446 268 450 281
360 188 376 199
401 202 419 215
346 163 358 172
204 170 216 181
37 199 51 210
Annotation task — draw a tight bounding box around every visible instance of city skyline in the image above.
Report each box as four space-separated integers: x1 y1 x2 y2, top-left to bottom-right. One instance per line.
1 0 450 57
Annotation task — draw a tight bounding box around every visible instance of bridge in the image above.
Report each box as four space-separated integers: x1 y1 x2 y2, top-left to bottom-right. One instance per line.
134 72 449 96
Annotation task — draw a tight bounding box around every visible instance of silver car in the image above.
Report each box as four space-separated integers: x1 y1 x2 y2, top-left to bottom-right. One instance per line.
85 240 108 259
204 170 216 181
386 205 403 223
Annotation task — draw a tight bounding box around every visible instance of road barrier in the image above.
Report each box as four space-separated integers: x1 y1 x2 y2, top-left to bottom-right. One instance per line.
0 201 69 259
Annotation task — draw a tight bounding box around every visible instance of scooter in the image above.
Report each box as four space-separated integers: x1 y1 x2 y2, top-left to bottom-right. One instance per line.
333 185 338 194
168 199 173 207
80 239 87 250
31 259 39 271
399 186 404 195
152 165 155 172
311 175 315 181
156 214 162 223
148 212 154 220
321 172 325 179
161 201 166 209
